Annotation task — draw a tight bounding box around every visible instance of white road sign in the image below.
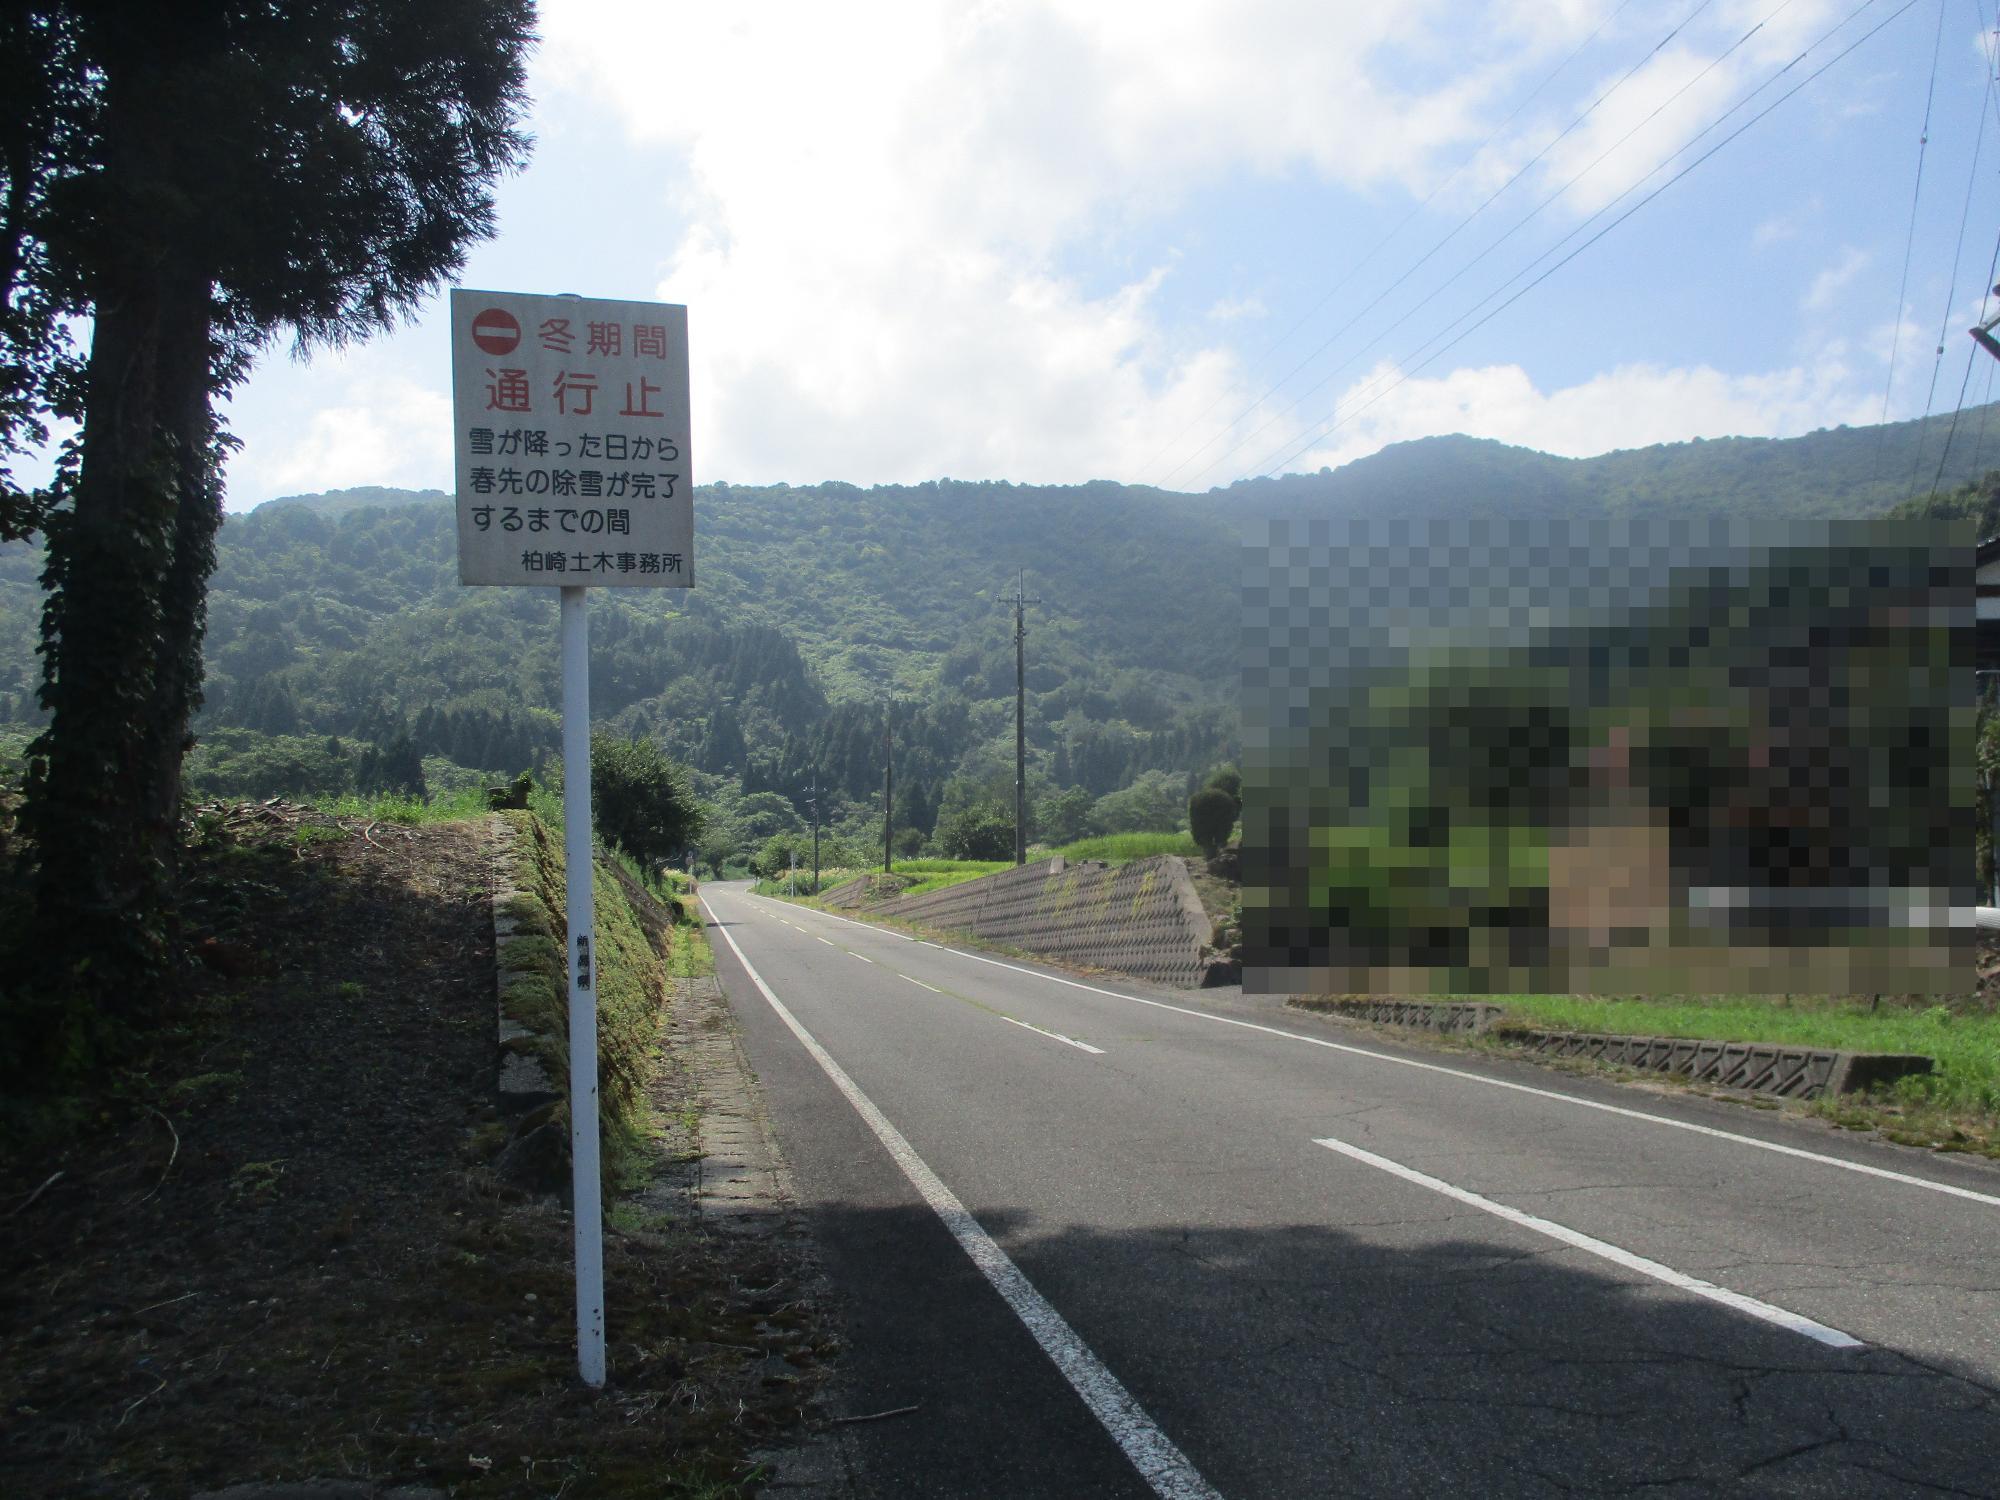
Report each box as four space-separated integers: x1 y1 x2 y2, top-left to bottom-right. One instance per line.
449 288 692 587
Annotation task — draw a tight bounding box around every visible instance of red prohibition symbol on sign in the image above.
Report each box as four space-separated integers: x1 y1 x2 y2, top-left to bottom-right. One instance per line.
471 307 521 356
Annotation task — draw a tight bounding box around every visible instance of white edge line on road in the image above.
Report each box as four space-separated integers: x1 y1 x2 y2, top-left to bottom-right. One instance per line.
769 902 2000 1213
1002 1015 1106 1055
699 897 1221 1500
1313 1135 1864 1349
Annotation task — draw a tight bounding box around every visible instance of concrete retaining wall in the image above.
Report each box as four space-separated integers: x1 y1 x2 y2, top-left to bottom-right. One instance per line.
1307 997 1503 1035
866 854 1217 989
1290 996 1934 1099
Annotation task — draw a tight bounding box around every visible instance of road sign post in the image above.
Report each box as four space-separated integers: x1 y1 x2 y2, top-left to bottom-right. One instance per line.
451 287 692 1388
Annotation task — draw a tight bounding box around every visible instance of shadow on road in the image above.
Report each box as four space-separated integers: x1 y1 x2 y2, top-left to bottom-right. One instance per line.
796 1198 1999 1497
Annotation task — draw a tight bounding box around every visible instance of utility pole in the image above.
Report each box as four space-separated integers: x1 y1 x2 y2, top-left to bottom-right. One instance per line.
882 701 894 875
1972 285 2000 363
1008 574 1042 866
805 773 821 894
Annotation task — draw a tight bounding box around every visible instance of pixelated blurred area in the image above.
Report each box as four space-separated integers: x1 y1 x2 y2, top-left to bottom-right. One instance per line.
1243 517 1976 997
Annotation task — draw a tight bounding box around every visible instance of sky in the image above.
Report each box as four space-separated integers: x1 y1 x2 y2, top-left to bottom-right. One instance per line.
195 0 2000 507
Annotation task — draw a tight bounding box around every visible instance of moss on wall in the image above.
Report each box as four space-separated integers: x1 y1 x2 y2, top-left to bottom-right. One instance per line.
495 809 669 1189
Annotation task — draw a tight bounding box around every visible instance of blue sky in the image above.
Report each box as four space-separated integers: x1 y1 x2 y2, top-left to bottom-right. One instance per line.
194 0 2000 507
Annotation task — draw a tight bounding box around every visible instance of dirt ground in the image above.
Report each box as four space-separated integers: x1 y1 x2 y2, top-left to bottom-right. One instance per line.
0 808 827 1498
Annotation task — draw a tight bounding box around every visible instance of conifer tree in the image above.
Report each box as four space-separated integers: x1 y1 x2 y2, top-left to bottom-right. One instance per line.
5 0 534 1065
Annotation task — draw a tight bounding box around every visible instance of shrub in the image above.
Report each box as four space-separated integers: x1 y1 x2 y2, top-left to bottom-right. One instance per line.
1189 786 1237 856
1088 769 1186 835
753 832 802 878
935 803 1014 861
550 731 703 867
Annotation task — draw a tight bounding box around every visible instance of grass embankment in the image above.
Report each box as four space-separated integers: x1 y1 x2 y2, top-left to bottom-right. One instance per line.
758 834 1205 904
0 795 817 1497
493 807 693 1188
1055 831 1201 863
310 785 495 823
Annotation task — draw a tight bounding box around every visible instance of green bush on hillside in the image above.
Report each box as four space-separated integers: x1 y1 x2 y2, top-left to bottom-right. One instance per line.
1189 786 1237 856
935 803 1014 860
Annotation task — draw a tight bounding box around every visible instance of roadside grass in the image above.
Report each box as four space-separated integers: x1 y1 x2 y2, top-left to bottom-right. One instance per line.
750 865 864 899
1055 831 1200 863
752 838 1203 906
314 785 491 824
890 858 1009 897
0 805 818 1495
1475 991 2000 1155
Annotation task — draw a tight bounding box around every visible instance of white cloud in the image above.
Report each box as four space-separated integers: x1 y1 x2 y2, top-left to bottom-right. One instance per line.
1803 247 1870 312
1752 206 1807 248
1457 0 1849 224
1280 355 1879 478
229 359 451 502
258 0 1892 497
532 0 1591 485
1206 295 1268 323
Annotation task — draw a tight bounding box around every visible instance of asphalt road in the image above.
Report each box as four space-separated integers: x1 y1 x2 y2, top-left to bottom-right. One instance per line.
698 882 2000 1498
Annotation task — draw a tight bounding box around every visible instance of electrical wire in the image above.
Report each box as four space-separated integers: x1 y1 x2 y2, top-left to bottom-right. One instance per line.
1246 0 1924 483
1135 0 1644 489
1923 219 2000 499
1149 0 1715 489
1877 0 1947 459
1178 0 1811 491
1970 358 1998 473
1238 0 1900 480
1906 3 1996 501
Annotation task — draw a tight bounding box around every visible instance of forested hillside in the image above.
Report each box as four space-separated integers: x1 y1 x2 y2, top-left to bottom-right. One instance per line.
2 403 1993 863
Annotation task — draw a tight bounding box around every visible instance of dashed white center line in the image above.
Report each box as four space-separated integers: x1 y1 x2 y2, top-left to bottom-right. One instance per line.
1002 1016 1105 1055
700 897 1220 1500
816 936 836 946
851 953 875 964
903 975 942 993
1313 1135 1863 1349
901 940 2000 1213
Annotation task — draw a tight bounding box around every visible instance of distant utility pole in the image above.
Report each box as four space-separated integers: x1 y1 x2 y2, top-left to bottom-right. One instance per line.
882 701 894 875
1008 574 1042 866
804 774 821 894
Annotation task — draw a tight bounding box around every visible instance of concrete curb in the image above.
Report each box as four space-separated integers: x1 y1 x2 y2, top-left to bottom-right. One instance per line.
1290 996 1935 1099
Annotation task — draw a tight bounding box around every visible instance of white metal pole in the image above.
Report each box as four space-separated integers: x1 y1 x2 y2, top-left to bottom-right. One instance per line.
560 584 606 1388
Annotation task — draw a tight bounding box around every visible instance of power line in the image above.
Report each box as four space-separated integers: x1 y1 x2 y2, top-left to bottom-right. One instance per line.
1181 0 1807 491
1877 0 1947 455
1149 0 1712 490
1970 350 1998 472
1137 0 1641 489
1241 0 1904 480
1923 218 2000 500
1906 27 1995 501
1144 0 1640 488
1247 0 1923 483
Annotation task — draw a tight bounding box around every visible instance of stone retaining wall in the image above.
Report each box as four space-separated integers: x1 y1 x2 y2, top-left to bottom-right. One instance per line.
865 854 1218 989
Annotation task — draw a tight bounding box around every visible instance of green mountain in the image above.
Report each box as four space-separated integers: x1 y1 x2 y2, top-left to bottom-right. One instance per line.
256 485 446 518
2 403 1995 853
1221 403 2000 520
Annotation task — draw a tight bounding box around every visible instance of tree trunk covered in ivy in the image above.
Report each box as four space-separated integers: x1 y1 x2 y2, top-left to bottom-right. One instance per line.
3 1 534 1082
24 28 223 1025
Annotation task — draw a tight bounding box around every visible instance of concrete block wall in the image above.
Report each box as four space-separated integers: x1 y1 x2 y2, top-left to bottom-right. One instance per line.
870 854 1215 988
1290 995 1934 1099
